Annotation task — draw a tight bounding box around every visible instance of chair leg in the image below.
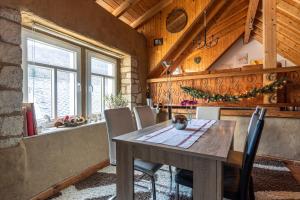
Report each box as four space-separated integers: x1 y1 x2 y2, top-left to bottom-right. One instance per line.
175 183 180 200
150 175 156 200
169 165 173 191
249 176 255 200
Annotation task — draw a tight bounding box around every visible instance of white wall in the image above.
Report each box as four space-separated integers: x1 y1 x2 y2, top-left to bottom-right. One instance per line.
210 38 295 70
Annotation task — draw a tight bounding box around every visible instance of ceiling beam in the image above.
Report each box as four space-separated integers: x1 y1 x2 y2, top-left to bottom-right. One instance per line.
263 0 277 69
130 0 173 29
244 0 260 44
112 0 141 18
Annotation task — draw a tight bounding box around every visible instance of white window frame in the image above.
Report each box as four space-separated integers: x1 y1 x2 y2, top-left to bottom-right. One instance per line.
86 50 117 116
22 28 82 120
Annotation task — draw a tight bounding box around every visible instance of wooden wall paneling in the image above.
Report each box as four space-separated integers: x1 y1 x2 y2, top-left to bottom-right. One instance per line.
96 0 115 12
159 0 231 76
277 23 300 44
139 0 213 77
149 67 300 106
182 25 245 73
112 0 142 17
244 0 260 43
253 29 300 66
286 70 300 103
131 0 174 28
172 1 248 73
277 0 300 22
277 9 300 30
253 19 300 65
216 0 249 19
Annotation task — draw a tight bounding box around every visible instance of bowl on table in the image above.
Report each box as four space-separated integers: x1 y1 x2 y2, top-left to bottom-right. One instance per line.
172 114 188 130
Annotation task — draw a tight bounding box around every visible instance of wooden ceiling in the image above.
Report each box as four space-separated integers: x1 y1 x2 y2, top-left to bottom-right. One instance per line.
96 0 300 77
96 0 173 28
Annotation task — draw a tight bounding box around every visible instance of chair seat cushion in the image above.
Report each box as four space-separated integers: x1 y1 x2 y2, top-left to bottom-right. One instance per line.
175 169 193 188
134 159 162 176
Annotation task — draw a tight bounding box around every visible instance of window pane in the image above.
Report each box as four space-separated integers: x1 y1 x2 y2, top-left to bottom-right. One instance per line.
105 78 115 96
27 39 76 69
57 71 76 117
28 65 53 120
91 75 103 114
91 57 114 76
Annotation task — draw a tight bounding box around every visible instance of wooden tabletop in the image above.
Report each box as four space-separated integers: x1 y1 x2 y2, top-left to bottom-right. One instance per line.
113 120 236 162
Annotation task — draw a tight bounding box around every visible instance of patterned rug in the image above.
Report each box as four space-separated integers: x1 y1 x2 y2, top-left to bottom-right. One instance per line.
48 159 300 200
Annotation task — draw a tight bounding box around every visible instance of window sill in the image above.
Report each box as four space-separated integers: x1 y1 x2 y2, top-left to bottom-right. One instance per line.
24 120 106 138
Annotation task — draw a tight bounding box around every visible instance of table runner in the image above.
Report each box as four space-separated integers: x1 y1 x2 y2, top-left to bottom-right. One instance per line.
136 119 216 149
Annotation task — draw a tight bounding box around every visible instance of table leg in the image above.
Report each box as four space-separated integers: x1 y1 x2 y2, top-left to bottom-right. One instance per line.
116 142 134 200
193 158 223 200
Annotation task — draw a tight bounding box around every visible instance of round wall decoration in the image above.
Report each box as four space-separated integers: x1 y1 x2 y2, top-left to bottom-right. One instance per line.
166 8 188 33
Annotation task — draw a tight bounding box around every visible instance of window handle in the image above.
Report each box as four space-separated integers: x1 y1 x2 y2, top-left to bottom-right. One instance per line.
77 82 81 92
89 85 94 93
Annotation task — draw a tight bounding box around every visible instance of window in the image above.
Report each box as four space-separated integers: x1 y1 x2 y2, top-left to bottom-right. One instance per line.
87 51 117 116
22 29 81 122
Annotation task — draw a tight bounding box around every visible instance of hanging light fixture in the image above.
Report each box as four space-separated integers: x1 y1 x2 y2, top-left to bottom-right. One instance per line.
193 10 219 49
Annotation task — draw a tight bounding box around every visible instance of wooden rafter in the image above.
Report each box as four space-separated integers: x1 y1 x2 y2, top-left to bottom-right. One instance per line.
130 0 173 28
112 0 141 18
263 0 277 69
244 0 260 44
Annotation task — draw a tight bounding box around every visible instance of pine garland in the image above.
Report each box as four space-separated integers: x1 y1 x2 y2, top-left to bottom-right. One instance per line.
181 77 287 102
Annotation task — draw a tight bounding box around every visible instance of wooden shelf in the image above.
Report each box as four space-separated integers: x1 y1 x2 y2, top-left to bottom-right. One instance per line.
155 105 300 119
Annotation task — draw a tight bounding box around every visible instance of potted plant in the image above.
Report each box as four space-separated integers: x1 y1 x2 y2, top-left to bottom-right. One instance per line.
104 93 129 109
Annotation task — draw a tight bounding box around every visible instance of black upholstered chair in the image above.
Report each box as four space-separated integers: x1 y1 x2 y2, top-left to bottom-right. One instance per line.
104 107 162 200
175 107 266 200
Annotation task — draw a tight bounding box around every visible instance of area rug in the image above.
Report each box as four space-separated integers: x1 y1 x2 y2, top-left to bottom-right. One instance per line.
47 159 300 200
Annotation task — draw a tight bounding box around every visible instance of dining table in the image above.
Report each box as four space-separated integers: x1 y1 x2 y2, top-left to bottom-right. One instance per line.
112 119 236 200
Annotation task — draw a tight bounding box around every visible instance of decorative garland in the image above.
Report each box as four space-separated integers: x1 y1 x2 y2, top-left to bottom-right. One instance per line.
181 77 287 102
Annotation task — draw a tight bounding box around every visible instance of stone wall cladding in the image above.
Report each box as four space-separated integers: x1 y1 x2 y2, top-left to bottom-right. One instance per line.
0 7 23 148
120 56 143 109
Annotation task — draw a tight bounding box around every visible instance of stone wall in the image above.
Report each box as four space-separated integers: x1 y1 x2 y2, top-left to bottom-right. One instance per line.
121 56 143 109
0 7 23 148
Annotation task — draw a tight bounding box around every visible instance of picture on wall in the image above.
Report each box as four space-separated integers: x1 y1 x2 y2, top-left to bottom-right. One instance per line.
236 53 248 65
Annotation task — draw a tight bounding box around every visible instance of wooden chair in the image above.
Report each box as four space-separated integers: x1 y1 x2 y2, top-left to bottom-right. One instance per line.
175 108 267 200
104 107 162 200
196 106 220 120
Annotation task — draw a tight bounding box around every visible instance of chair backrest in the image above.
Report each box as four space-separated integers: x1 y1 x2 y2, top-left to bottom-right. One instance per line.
196 106 220 120
239 108 266 200
243 107 261 160
133 106 156 129
104 107 136 165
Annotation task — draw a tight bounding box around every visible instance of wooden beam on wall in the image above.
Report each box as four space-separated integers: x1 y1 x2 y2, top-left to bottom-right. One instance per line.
263 0 277 69
244 0 260 44
130 0 173 29
112 0 141 18
263 0 277 103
